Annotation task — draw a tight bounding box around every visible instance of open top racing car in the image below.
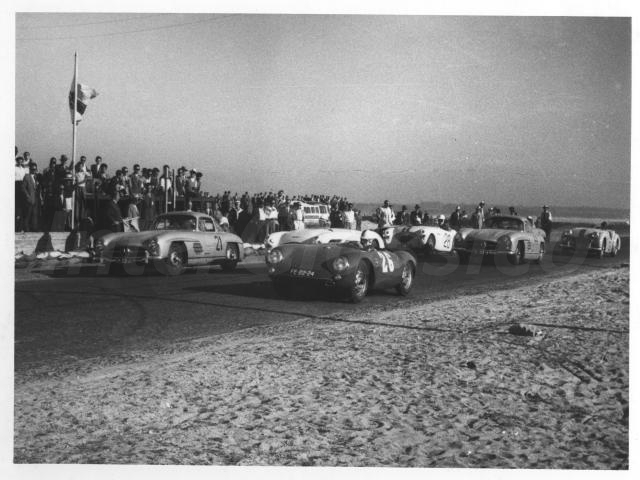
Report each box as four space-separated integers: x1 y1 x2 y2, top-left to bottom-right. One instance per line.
95 211 245 275
381 223 457 256
559 223 621 258
265 228 361 251
266 229 417 302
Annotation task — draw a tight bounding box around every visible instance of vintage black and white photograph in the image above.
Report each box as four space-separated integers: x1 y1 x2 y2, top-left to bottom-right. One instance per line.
5 0 635 477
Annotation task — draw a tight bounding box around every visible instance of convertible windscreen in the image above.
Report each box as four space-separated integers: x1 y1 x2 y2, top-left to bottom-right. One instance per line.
153 215 197 231
484 218 524 231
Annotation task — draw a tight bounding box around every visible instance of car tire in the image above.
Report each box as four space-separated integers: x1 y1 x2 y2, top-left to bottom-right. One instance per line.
349 261 369 303
108 263 126 276
535 242 545 264
509 242 525 265
221 243 239 272
395 263 415 296
425 235 436 256
161 243 187 275
611 238 620 257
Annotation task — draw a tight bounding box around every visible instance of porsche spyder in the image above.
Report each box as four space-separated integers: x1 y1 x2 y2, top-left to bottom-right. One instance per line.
265 228 361 251
265 230 417 302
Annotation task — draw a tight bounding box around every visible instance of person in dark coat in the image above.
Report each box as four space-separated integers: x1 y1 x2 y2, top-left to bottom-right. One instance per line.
21 163 41 232
103 188 124 233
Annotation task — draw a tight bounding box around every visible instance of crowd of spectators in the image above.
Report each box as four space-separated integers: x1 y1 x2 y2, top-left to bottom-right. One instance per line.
14 148 210 233
13 147 360 241
15 147 552 242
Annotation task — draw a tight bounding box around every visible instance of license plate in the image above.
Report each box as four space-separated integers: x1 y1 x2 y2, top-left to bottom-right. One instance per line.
290 268 315 277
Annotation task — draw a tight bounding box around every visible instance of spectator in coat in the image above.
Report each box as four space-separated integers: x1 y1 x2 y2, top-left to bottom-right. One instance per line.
377 200 395 229
540 205 553 239
449 205 463 230
103 188 124 233
21 163 40 232
471 206 483 229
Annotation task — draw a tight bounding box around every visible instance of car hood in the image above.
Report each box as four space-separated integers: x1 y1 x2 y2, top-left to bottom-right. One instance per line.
278 243 358 268
465 229 517 242
566 228 601 237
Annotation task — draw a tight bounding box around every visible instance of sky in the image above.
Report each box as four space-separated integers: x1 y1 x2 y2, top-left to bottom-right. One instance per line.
12 6 632 209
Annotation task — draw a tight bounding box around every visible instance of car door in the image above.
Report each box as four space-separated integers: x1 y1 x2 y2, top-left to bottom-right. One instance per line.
198 217 224 260
368 244 402 288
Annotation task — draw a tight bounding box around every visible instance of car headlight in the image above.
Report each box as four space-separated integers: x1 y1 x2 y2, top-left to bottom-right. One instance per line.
95 238 105 250
267 249 284 264
332 256 350 272
143 238 160 256
497 235 512 251
454 233 462 244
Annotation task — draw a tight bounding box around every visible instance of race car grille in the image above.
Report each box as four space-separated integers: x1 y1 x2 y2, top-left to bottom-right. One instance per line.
463 239 496 252
108 246 147 260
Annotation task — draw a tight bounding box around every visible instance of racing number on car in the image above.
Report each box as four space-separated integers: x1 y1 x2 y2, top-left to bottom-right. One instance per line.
216 237 222 251
443 238 451 249
377 251 395 273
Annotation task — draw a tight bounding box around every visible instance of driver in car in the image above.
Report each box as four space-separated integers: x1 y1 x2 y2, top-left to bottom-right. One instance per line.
361 230 379 250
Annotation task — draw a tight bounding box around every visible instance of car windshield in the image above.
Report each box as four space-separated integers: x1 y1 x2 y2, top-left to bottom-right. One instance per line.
153 215 198 231
484 217 524 231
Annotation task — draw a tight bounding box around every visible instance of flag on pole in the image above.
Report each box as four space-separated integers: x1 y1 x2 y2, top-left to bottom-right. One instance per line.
69 76 98 124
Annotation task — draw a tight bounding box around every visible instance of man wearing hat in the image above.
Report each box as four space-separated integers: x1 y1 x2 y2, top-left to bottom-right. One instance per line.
540 205 553 239
449 205 463 230
410 205 423 226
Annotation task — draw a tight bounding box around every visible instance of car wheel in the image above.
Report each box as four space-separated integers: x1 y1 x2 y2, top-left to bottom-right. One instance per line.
349 261 369 303
221 243 239 272
611 238 620 257
273 279 292 298
535 242 545 264
162 243 187 275
425 235 436 256
509 242 525 265
108 263 126 276
395 263 415 296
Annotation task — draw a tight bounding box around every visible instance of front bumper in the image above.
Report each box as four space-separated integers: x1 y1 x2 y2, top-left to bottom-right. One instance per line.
97 246 161 264
267 265 356 289
454 246 514 257
559 238 599 253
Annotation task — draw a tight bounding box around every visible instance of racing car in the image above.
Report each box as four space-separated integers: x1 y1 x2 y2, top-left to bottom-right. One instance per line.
559 224 621 258
95 211 244 275
454 215 546 265
266 229 417 302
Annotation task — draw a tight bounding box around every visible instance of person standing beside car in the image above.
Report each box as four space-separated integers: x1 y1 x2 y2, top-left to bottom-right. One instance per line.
540 205 553 239
103 188 124 233
343 203 356 230
449 205 462 230
377 199 395 229
410 205 423 226
471 206 483 229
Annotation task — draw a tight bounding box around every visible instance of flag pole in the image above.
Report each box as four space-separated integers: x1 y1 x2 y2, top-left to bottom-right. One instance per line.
71 51 78 231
